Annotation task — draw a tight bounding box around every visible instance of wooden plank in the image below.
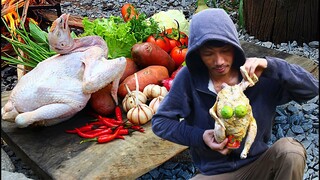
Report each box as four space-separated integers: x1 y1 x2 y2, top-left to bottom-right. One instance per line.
1 41 318 179
241 41 319 79
1 91 187 179
36 9 84 29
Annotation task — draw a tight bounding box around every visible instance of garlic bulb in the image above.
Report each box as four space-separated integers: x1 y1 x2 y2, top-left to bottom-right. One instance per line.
127 104 154 125
149 96 164 113
122 84 147 112
143 84 168 99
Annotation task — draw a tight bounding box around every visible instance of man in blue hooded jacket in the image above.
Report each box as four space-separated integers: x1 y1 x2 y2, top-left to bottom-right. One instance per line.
151 8 319 179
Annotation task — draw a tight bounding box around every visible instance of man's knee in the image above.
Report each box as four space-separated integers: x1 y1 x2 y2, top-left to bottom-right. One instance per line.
272 137 307 170
273 137 306 156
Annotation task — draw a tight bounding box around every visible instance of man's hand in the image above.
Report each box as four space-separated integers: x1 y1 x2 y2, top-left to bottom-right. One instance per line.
203 129 230 155
243 57 268 78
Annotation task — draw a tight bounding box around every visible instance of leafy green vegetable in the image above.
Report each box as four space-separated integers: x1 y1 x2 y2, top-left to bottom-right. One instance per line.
81 14 160 59
150 10 190 35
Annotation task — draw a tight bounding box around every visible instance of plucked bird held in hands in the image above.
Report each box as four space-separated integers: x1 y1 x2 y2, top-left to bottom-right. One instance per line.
209 66 258 159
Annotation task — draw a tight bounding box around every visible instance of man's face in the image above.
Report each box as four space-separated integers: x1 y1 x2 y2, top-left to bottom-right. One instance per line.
199 44 235 77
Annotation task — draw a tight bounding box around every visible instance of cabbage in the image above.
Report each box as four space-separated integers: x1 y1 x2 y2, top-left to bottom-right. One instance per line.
150 10 190 35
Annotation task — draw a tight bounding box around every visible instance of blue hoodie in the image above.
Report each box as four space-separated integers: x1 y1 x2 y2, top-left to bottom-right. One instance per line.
151 8 319 175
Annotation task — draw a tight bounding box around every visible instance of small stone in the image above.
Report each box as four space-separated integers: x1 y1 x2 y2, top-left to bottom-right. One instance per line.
302 103 318 114
62 2 72 6
1 171 32 180
274 116 287 123
291 125 304 134
276 125 285 138
301 122 313 131
308 41 319 48
285 129 296 137
149 169 160 178
262 41 273 48
1 149 15 172
294 134 305 142
302 139 312 149
288 114 302 125
281 124 290 131
287 104 299 114
307 96 319 104
276 107 287 116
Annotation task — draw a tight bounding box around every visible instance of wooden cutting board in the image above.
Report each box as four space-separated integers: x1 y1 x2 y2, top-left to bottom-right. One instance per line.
1 41 318 179
1 91 188 179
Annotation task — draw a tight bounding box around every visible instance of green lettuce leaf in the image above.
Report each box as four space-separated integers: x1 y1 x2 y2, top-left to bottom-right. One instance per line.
81 14 159 59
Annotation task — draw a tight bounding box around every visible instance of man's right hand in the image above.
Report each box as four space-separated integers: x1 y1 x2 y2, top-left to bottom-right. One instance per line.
203 129 230 155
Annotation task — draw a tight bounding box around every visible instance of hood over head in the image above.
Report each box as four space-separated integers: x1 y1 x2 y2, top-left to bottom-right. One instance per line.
186 8 246 76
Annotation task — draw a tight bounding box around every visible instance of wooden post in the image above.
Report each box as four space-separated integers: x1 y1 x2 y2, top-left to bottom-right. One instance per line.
243 0 319 45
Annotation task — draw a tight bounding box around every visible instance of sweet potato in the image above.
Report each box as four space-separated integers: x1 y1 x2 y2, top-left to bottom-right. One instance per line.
89 84 116 116
131 42 176 74
120 58 139 83
118 65 169 98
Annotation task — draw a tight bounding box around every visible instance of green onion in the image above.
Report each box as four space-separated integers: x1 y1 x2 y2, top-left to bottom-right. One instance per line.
1 13 57 68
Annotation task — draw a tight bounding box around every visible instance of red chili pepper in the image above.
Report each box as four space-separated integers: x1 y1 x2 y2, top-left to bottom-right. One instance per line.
118 128 135 136
85 129 107 135
130 125 145 133
75 128 113 138
116 135 125 140
80 126 123 144
98 116 121 128
65 124 102 134
115 106 123 122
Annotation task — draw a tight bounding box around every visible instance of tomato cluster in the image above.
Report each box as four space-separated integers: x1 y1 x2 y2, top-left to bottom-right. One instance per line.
146 27 188 68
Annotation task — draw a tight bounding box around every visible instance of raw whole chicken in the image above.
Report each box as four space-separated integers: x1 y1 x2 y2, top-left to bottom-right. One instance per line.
1 14 126 128
209 66 258 159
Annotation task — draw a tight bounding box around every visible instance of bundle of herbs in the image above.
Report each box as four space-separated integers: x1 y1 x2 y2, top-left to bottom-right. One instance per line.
1 17 57 69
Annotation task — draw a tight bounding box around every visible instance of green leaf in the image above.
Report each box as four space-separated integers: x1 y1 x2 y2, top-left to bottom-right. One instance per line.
81 14 159 59
29 21 48 44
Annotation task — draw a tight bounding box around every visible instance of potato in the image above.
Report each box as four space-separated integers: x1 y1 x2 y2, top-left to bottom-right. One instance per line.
120 58 139 83
118 65 169 98
89 84 115 116
131 42 176 74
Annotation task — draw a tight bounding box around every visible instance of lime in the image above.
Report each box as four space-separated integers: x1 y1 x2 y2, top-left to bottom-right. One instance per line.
220 105 233 119
234 105 248 118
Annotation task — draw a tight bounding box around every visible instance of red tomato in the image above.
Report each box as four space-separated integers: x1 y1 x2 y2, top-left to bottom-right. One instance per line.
121 3 138 22
164 28 189 47
168 39 180 52
227 135 240 149
146 34 171 53
170 46 188 68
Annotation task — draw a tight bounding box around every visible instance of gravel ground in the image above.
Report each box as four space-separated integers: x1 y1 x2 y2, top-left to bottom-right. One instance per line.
1 0 319 179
